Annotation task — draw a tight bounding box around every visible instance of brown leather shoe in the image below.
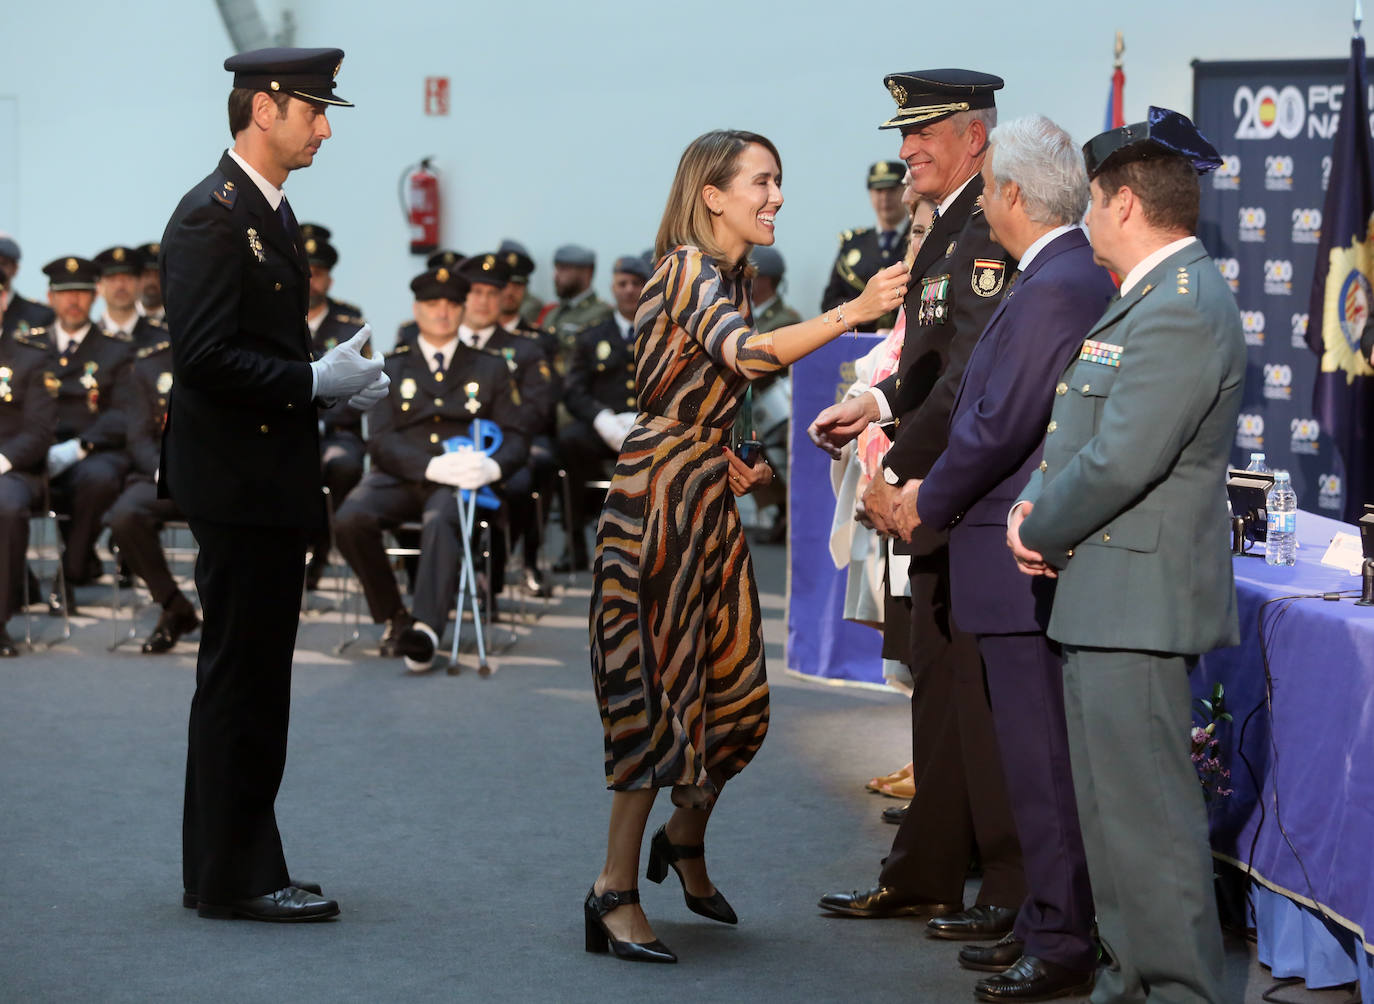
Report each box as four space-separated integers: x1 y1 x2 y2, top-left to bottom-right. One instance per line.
817 885 961 919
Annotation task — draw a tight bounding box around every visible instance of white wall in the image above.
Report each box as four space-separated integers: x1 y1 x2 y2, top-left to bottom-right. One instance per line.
0 0 1360 349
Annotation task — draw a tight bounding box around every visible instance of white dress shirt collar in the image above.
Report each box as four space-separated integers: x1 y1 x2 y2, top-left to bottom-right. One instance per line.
937 172 979 219
1017 224 1080 272
1118 236 1198 296
613 312 634 341
227 148 285 211
459 323 498 352
56 321 92 355
100 311 138 338
417 334 460 373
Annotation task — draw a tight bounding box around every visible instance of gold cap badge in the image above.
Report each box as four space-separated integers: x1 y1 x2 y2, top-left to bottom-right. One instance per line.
888 81 908 106
65 258 78 273
436 267 449 282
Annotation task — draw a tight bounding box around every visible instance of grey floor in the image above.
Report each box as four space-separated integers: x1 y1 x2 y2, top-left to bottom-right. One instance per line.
0 539 1358 1003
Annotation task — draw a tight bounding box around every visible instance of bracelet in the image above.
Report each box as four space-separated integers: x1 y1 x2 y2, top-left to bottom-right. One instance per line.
836 302 850 332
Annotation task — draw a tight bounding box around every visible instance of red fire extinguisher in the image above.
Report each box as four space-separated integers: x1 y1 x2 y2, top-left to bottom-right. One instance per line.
400 158 441 255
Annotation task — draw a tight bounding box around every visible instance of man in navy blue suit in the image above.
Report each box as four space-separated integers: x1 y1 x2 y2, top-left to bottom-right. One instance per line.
901 116 1117 1002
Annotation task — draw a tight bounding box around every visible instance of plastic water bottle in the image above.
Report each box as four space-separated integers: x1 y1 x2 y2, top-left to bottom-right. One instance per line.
1246 452 1269 473
1265 470 1297 566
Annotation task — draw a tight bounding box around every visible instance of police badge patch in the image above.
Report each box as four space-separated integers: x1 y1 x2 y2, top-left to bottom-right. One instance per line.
971 259 1006 298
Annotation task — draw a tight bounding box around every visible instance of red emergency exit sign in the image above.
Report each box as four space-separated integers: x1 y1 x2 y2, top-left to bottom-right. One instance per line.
425 77 450 116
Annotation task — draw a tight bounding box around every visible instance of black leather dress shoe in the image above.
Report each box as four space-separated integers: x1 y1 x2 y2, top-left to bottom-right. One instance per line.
378 611 414 658
142 605 201 654
521 566 552 597
817 885 961 919
196 885 339 922
183 880 322 909
47 586 76 618
0 628 18 658
927 903 1018 940
959 932 1026 972
882 802 909 824
974 954 1095 1001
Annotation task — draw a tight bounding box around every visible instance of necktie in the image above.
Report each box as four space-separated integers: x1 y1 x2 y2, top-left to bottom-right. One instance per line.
878 230 895 255
931 206 941 226
434 351 446 381
277 197 300 245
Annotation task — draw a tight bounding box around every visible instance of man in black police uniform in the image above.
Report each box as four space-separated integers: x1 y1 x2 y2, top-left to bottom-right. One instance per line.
39 255 136 615
333 266 528 671
0 283 58 655
160 47 385 922
103 335 200 653
821 160 911 332
395 248 464 349
0 236 55 339
811 70 1026 942
95 246 167 348
499 238 545 325
555 254 647 572
303 231 369 590
458 252 559 599
135 242 165 323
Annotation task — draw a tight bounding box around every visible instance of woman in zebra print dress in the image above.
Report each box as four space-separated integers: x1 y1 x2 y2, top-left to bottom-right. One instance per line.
585 130 909 964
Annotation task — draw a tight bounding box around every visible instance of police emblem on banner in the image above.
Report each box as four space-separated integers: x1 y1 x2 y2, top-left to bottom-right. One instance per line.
971 259 1006 298
1321 253 1374 383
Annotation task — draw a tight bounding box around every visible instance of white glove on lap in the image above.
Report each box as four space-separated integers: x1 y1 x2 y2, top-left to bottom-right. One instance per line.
346 371 390 410
425 452 467 487
592 410 622 451
614 411 637 444
310 324 384 403
47 439 86 478
451 452 501 490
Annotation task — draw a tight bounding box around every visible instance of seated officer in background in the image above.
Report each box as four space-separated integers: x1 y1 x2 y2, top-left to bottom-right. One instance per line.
498 238 544 325
554 253 647 572
821 160 910 332
458 252 560 598
135 243 164 323
395 248 464 349
103 336 200 652
0 283 59 655
333 266 529 671
537 244 613 375
95 247 167 348
38 256 135 613
749 246 803 332
0 236 56 338
303 231 369 590
745 245 799 542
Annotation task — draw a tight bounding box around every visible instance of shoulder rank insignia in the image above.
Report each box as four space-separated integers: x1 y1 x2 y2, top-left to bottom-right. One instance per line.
388 344 411 356
210 179 238 209
971 259 1006 298
136 339 171 359
14 327 50 350
1079 339 1123 367
103 328 133 342
840 229 854 242
333 313 364 326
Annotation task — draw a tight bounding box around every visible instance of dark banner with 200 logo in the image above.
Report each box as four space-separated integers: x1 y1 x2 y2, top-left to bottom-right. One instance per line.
1193 59 1372 515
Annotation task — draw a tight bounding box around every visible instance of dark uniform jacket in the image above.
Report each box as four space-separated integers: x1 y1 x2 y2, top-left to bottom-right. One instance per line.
40 324 135 450
483 326 560 432
0 329 60 491
916 228 1116 636
311 305 367 438
127 338 174 480
2 292 55 339
821 221 910 331
502 313 560 364
159 151 321 528
562 315 637 426
103 314 169 351
369 341 529 485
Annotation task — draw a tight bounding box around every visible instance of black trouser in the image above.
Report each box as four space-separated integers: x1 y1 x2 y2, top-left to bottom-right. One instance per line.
503 434 557 572
183 518 308 903
878 549 1025 908
313 431 365 566
50 451 129 583
104 478 184 607
555 419 617 563
0 474 34 621
334 470 494 632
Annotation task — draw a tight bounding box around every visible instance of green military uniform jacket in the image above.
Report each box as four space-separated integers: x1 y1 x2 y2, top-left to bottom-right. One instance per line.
754 295 802 334
1017 241 1246 655
541 290 613 375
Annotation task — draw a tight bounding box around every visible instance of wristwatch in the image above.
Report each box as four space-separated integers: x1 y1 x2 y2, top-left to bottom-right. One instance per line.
883 465 900 485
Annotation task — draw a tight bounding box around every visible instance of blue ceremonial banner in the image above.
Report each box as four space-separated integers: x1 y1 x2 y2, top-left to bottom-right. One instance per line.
1306 36 1374 522
786 335 884 685
1194 57 1374 516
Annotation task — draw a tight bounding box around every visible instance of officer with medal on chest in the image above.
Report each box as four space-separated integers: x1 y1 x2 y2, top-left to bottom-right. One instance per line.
0 236 56 339
0 282 58 656
303 230 369 590
811 70 1027 944
39 255 136 615
394 248 463 350
333 265 529 673
554 254 648 572
458 252 560 598
103 336 201 653
821 160 911 332
95 246 167 348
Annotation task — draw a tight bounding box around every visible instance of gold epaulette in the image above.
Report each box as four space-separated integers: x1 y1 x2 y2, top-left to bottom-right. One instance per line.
388 344 411 357
103 328 133 343
136 339 171 359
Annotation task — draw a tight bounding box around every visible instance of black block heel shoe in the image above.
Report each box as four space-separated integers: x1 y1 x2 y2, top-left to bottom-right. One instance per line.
583 887 677 964
645 825 738 925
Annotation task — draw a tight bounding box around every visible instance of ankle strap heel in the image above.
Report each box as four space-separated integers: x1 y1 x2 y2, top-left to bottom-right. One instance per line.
582 886 677 964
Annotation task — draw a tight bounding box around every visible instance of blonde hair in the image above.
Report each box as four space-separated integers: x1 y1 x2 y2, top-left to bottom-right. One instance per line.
654 129 782 274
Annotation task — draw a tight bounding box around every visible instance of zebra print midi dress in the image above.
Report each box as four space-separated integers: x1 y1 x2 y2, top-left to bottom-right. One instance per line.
590 246 782 809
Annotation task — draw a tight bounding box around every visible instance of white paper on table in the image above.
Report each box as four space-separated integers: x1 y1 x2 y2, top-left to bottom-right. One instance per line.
1319 531 1365 576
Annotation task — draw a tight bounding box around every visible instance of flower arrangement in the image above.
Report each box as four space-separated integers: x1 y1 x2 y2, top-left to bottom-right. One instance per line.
1192 682 1234 801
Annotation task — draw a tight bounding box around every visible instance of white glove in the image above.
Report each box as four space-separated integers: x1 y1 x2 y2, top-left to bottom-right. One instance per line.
451 451 501 490
47 439 86 478
310 324 384 403
614 411 637 443
346 371 390 410
0 454 11 476
424 452 467 487
594 409 627 452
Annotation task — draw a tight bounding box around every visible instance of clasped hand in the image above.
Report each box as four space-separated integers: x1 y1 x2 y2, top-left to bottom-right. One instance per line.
425 447 501 490
1006 502 1056 578
723 446 771 497
862 475 921 541
310 324 389 409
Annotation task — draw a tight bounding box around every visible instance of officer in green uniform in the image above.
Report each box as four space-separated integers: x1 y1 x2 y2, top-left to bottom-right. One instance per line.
537 244 613 375
821 160 910 331
749 246 803 333
1008 108 1242 1004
